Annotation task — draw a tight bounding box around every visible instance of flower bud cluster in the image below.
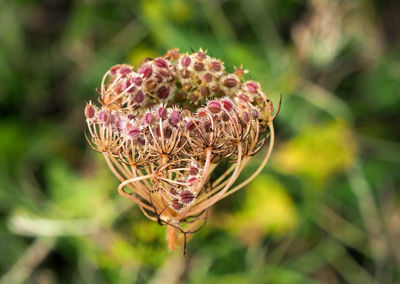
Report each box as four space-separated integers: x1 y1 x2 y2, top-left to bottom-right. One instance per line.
101 56 177 111
85 48 277 229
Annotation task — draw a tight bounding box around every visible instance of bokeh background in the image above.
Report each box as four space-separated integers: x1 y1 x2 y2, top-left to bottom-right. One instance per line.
1 0 399 283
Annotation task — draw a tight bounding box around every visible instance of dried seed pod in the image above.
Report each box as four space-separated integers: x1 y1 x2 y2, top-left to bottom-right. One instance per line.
144 112 154 125
194 62 205 72
157 107 168 120
135 91 145 103
187 176 198 186
157 86 170 99
171 199 184 211
189 162 199 175
207 101 221 113
186 120 196 131
85 47 278 255
246 81 259 93
139 65 152 78
85 103 95 119
222 99 233 111
181 56 191 67
169 110 180 126
223 77 238 88
180 190 195 204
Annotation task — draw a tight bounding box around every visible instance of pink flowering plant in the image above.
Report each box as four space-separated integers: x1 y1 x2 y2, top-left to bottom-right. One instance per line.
84 48 280 253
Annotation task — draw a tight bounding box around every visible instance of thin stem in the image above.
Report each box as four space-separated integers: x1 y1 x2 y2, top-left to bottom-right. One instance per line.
188 143 243 216
223 121 274 198
194 147 213 193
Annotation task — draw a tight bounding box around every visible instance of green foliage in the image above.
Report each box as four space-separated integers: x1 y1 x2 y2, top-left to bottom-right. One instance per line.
273 120 356 186
1 0 400 283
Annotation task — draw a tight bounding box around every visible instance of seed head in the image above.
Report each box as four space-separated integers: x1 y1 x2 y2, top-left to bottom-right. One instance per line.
85 47 279 254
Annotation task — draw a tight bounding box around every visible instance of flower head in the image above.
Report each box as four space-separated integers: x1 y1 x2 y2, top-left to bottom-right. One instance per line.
84 48 280 254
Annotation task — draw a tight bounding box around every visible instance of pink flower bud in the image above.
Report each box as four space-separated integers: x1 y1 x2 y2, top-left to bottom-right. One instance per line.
222 99 233 111
194 62 205 71
132 76 143 86
210 61 222 72
109 65 121 75
85 104 95 119
157 107 168 120
224 77 238 88
181 56 191 67
189 164 199 175
246 81 259 93
251 109 259 119
119 66 131 77
197 50 207 59
203 73 212 82
169 110 180 125
154 58 168 68
157 86 170 99
180 190 195 204
186 120 196 131
99 110 109 123
187 177 198 186
144 112 153 125
197 108 207 117
135 90 144 103
208 101 221 113
239 93 249 103
139 66 152 78
171 198 184 211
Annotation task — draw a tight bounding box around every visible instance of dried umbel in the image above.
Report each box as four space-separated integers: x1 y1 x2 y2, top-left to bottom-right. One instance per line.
84 48 280 254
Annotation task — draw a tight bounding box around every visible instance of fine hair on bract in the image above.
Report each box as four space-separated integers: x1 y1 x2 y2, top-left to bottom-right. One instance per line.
84 48 280 255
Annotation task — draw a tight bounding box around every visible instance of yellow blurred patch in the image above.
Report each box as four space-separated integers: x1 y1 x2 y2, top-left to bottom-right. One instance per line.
141 0 191 23
224 175 298 244
273 120 356 185
128 46 159 69
166 0 192 23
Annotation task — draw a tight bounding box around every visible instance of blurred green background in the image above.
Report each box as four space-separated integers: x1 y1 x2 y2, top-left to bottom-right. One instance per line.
1 0 399 283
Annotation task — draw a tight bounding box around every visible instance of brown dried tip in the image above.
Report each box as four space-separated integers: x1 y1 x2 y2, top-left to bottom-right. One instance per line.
85 103 95 119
